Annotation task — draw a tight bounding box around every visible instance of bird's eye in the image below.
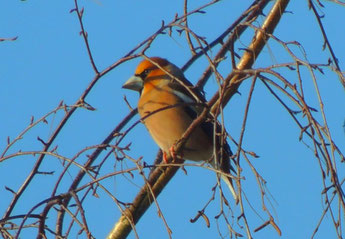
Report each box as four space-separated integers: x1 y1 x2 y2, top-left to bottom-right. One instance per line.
139 69 151 79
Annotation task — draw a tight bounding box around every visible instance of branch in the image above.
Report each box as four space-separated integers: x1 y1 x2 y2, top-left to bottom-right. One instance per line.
107 1 290 238
209 0 291 115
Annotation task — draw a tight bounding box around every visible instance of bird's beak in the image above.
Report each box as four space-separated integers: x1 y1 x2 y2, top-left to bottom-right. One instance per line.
122 75 143 92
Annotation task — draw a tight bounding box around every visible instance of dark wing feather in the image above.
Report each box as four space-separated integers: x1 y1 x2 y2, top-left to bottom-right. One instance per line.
169 77 235 172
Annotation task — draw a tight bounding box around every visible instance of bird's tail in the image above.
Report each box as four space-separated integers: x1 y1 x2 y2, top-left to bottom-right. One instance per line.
210 157 238 202
220 173 238 203
214 148 238 203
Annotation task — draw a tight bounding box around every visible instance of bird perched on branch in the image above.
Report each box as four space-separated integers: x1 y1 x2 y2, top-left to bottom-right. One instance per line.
123 57 237 201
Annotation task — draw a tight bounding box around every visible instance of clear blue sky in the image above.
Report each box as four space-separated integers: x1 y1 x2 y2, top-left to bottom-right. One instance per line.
1 1 345 238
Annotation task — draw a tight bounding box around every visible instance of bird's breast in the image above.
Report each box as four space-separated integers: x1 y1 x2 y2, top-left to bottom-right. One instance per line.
138 86 213 162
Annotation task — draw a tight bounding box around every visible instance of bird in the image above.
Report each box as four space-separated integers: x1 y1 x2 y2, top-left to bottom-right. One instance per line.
122 57 237 201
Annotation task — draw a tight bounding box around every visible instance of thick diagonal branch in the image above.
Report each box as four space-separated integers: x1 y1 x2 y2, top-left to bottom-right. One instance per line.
107 1 290 238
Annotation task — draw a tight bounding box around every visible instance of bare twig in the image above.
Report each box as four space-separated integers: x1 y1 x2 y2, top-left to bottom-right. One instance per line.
107 1 290 238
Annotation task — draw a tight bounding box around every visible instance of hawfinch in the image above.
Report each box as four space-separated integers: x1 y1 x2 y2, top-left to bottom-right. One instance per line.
123 57 237 200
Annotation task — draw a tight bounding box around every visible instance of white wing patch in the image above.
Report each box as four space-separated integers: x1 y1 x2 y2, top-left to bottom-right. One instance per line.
172 89 195 104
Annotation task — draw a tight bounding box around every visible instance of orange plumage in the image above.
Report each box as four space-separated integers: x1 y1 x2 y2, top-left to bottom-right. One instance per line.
123 57 237 201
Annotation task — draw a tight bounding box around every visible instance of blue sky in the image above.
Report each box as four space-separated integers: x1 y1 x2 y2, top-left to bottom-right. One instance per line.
1 1 345 238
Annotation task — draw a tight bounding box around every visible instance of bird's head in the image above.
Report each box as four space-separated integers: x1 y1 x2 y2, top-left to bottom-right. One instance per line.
122 57 184 93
